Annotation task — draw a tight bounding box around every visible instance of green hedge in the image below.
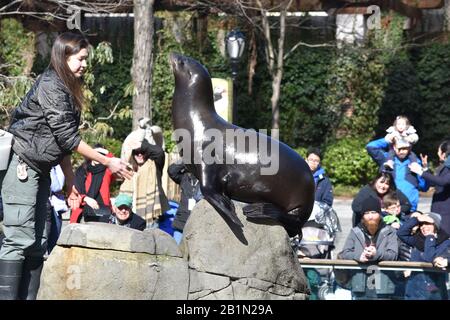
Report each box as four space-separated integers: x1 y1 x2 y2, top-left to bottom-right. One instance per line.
322 138 378 187
280 48 338 147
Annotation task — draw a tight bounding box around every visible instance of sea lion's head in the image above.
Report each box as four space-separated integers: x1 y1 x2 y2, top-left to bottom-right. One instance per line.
170 53 214 105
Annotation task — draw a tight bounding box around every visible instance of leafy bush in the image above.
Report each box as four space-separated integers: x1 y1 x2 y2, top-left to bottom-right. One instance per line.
0 19 35 127
322 138 378 187
0 19 35 77
294 147 308 159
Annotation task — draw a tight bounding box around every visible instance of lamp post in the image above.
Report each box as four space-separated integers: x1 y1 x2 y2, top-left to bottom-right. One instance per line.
225 29 245 124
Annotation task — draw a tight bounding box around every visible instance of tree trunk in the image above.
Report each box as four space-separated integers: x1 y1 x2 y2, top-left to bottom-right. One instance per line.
247 30 257 96
132 0 155 130
195 11 208 53
270 1 289 141
270 73 282 141
445 0 450 31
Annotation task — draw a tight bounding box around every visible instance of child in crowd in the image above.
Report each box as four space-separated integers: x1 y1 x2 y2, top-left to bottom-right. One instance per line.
384 115 419 170
382 192 411 262
381 192 405 230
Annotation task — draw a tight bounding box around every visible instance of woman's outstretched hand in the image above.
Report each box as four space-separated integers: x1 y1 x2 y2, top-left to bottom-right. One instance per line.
107 157 133 180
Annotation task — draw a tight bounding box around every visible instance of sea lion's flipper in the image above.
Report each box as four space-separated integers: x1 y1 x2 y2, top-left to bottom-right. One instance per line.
242 203 282 220
244 204 303 237
202 189 244 227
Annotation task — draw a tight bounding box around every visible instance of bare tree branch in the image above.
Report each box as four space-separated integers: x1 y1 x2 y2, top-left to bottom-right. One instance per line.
284 41 336 59
97 100 121 120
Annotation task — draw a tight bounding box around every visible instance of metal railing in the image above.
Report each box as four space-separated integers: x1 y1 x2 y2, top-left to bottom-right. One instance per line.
299 258 448 273
298 258 450 300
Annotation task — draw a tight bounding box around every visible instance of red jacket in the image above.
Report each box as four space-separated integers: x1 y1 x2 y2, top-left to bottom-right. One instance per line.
70 153 115 223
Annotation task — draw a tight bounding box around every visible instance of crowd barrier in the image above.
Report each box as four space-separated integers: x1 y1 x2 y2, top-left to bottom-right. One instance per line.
298 258 449 300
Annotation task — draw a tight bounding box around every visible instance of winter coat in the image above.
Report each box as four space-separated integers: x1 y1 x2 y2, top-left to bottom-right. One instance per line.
339 222 399 296
312 167 333 207
8 68 81 175
366 138 428 211
397 217 450 263
69 157 115 223
397 216 450 300
340 223 399 262
351 185 411 227
168 163 202 231
100 212 146 231
421 165 450 236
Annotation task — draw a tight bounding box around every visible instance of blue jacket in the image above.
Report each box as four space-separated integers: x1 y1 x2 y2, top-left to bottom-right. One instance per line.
313 166 334 207
366 138 428 212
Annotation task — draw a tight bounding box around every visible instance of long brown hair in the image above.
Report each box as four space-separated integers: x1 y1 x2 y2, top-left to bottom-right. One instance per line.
370 171 396 194
50 32 89 111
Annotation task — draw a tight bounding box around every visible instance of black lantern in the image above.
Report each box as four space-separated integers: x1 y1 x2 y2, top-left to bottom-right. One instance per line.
225 29 245 123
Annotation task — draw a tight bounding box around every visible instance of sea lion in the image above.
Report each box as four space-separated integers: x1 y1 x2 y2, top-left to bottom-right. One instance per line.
169 53 315 236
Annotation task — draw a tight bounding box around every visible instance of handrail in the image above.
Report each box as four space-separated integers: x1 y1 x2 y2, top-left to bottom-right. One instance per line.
298 258 448 272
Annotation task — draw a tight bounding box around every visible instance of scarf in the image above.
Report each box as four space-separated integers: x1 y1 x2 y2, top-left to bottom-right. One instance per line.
75 162 107 217
413 229 450 252
120 158 161 225
312 166 325 186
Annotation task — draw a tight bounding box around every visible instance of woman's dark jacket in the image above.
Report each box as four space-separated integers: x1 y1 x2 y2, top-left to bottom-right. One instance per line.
421 165 450 236
351 185 411 227
8 68 81 175
168 163 201 231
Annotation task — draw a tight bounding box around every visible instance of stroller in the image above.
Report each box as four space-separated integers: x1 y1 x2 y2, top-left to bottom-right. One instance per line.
293 201 341 299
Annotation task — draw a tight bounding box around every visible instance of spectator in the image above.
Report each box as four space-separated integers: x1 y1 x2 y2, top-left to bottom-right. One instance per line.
383 115 419 170
0 32 131 300
47 165 68 253
381 191 412 298
168 161 202 244
100 194 145 231
0 195 3 247
381 191 406 229
339 197 398 299
305 147 333 207
381 191 412 262
70 145 115 223
352 172 411 227
409 140 450 236
120 137 169 229
366 137 428 213
397 211 450 300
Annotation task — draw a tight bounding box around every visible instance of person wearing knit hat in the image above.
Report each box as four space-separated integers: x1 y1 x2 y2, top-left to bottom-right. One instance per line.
338 193 398 299
424 212 442 231
397 211 450 300
360 196 381 215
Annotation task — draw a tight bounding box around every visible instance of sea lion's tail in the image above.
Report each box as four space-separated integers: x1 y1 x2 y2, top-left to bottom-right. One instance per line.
243 203 304 237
